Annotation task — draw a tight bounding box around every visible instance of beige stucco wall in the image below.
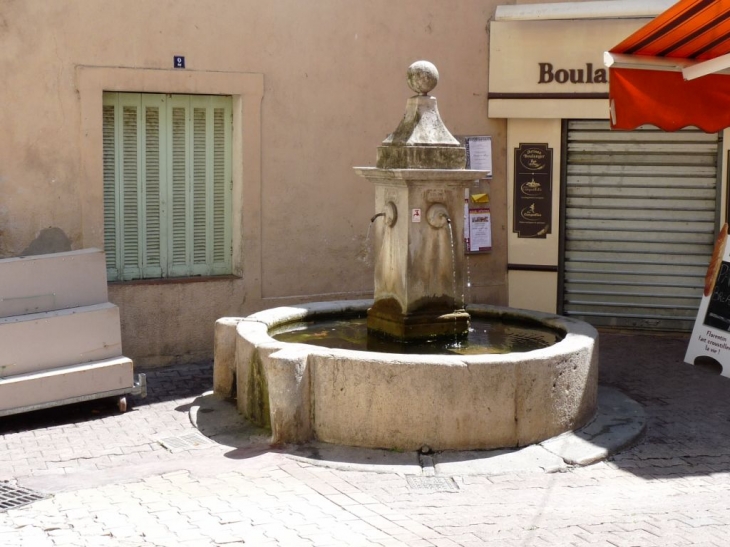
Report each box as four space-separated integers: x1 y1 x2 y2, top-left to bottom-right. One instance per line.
505 118 562 313
0 0 509 366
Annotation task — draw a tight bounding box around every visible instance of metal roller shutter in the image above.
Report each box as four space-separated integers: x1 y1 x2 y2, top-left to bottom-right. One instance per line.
562 120 720 331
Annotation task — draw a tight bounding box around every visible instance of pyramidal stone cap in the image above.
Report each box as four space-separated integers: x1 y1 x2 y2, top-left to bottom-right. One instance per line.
377 61 466 170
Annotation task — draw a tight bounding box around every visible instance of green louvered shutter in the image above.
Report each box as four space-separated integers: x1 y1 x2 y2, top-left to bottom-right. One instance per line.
192 102 208 271
141 94 166 278
211 101 232 274
102 93 232 281
168 96 191 277
191 96 232 275
120 94 142 280
166 95 232 277
102 102 118 281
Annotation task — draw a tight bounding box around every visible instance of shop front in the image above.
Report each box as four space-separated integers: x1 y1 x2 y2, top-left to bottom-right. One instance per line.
489 2 729 331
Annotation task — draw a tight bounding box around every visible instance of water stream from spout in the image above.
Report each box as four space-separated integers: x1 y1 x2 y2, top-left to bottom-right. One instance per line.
446 220 456 303
465 254 473 305
446 220 462 345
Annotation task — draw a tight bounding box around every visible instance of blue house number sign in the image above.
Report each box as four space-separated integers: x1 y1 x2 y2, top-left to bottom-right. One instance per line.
174 56 185 69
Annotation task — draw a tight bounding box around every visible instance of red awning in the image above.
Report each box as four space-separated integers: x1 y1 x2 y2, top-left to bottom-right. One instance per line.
608 0 730 132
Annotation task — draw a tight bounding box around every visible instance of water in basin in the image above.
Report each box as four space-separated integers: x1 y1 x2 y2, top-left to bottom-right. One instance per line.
270 315 563 355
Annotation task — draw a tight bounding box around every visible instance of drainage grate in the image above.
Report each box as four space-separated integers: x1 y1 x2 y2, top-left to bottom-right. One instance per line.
406 475 459 492
157 431 215 452
0 482 48 512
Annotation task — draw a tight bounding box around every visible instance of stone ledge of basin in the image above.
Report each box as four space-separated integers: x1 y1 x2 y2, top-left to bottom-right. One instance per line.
465 303 599 343
235 338 292 429
214 300 374 399
243 299 374 328
235 319 276 342
213 317 247 398
462 303 598 448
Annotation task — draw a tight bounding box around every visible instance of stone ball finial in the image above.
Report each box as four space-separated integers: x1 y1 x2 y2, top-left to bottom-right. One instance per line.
407 61 439 95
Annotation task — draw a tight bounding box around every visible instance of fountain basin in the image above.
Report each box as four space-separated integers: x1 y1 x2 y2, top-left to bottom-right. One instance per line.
213 300 598 451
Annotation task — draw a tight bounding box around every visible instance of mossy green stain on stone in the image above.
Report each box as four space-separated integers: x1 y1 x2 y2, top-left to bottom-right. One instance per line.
246 353 271 430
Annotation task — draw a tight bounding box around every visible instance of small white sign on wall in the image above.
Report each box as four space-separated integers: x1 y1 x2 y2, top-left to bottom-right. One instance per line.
464 136 492 174
468 208 492 252
412 209 422 223
685 223 730 377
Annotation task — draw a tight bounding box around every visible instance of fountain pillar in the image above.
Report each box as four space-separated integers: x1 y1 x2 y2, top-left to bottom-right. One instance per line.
355 61 489 341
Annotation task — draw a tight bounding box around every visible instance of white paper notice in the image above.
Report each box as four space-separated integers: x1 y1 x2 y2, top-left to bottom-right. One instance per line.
465 136 492 174
468 208 492 252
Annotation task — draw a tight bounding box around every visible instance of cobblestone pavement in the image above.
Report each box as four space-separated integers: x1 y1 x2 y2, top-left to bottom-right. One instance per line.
2 331 730 546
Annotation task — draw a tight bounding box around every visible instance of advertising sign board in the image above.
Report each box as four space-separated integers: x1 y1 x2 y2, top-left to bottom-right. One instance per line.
685 223 730 377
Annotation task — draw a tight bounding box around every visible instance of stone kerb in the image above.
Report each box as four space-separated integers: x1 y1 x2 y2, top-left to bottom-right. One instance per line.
213 300 598 451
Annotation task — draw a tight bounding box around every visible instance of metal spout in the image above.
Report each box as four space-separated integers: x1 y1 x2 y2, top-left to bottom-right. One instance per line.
371 212 386 223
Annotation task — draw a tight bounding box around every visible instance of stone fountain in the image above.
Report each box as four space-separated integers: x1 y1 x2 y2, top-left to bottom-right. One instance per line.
213 62 598 451
356 61 480 342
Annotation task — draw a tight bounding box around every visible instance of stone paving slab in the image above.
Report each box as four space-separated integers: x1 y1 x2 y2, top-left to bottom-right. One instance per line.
1 331 730 546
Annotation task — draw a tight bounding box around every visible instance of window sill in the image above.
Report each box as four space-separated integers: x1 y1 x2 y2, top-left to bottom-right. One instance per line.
108 274 241 287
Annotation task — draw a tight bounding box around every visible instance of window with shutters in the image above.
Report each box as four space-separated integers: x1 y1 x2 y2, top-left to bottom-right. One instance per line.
102 93 232 281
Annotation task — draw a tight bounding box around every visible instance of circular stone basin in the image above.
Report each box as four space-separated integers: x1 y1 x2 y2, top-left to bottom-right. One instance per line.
213 300 598 451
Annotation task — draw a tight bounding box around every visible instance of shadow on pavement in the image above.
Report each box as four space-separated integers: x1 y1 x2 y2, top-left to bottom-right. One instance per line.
135 360 214 406
0 397 123 434
598 330 730 480
0 360 214 435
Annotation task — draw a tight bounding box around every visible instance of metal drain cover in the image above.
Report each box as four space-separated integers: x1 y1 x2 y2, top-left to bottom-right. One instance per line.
0 482 48 512
406 475 459 492
157 431 215 452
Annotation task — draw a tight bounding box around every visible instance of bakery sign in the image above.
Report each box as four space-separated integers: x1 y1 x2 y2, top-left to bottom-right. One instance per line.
513 143 552 238
537 63 607 85
685 223 730 378
488 18 644 97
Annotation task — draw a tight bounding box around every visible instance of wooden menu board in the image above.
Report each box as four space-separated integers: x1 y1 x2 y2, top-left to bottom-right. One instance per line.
513 143 553 238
